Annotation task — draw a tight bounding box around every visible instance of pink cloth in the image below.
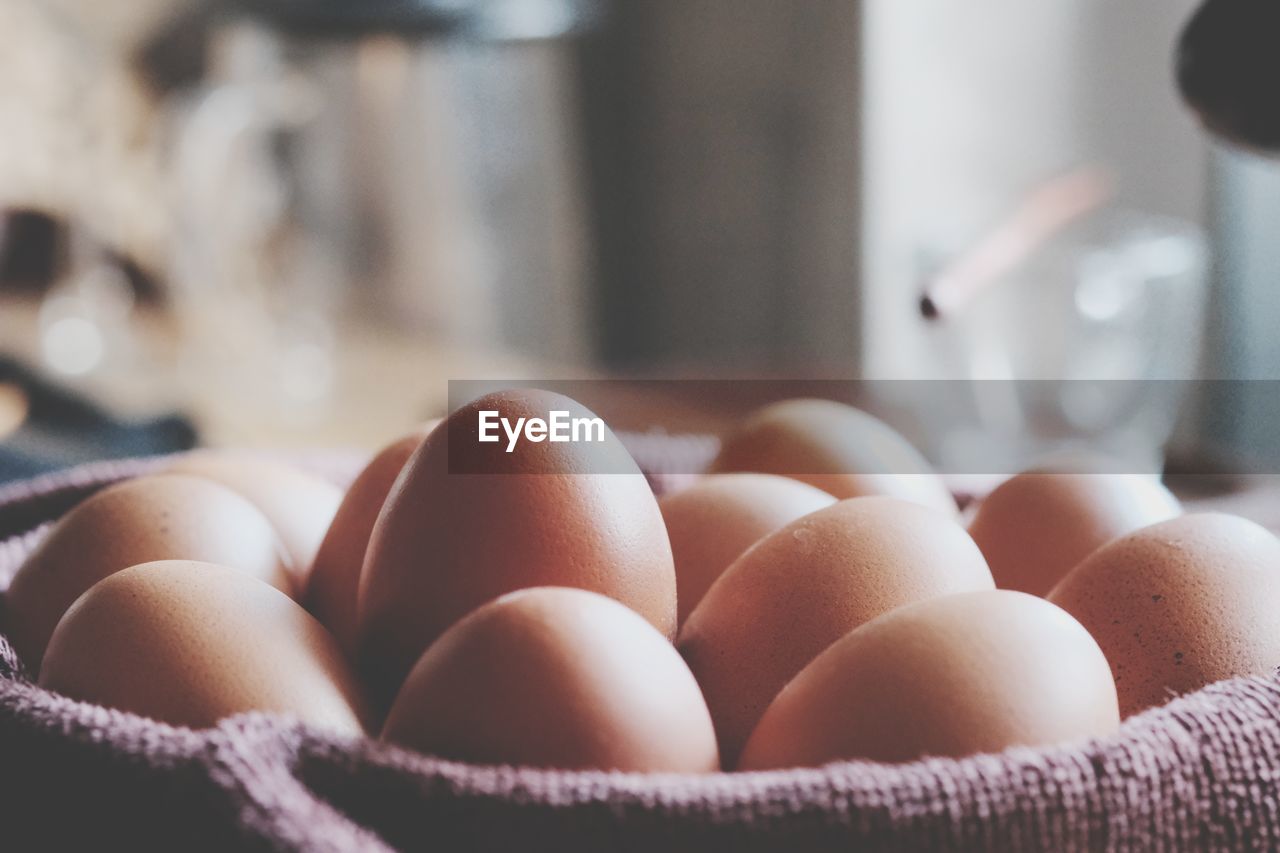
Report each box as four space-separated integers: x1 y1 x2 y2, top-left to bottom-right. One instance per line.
1 451 1279 851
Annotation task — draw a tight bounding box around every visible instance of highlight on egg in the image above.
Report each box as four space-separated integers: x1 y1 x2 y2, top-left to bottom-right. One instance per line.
968 470 1182 597
381 586 719 773
659 473 835 625
357 389 677 707
737 590 1120 769
4 474 294 674
709 398 956 514
678 495 994 765
161 451 343 588
39 560 371 734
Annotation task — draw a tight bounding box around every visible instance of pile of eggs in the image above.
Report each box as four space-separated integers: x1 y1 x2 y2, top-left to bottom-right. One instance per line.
5 388 1280 774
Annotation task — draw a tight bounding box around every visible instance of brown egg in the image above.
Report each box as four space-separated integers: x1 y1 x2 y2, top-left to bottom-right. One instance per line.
40 561 370 734
968 472 1182 597
738 590 1119 769
660 473 835 625
678 496 994 765
381 587 719 772
4 475 293 674
709 398 955 514
358 390 676 705
306 424 437 657
1049 513 1280 717
162 451 342 587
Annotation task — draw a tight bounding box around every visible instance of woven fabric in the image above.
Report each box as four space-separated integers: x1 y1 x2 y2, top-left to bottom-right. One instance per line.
1 451 1279 852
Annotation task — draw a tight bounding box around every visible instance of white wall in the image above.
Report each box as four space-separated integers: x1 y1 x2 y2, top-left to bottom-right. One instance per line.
859 0 1210 378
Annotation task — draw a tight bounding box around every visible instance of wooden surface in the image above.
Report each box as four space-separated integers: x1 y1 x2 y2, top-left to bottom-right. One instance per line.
0 296 565 451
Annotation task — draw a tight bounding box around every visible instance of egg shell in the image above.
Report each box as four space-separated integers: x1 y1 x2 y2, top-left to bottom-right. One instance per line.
1048 512 1280 717
358 389 676 705
968 472 1182 597
162 451 342 587
678 496 994 765
660 473 835 625
306 424 436 657
737 590 1120 769
709 398 955 514
3 474 293 674
381 586 719 772
39 560 370 734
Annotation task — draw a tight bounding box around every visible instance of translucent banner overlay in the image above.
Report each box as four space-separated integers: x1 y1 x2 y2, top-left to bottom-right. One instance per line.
444 379 1280 477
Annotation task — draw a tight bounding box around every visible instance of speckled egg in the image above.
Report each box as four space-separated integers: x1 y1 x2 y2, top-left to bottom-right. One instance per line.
1049 513 1280 717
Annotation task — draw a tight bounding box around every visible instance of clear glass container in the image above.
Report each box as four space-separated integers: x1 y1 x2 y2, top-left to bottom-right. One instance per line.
916 208 1208 476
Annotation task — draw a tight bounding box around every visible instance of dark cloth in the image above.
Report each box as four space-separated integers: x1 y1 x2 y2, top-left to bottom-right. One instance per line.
0 354 196 485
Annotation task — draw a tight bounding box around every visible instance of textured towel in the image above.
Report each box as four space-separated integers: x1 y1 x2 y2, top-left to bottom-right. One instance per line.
2 449 1279 852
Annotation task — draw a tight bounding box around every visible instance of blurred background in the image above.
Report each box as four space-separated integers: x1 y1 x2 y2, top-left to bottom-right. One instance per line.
0 0 1274 480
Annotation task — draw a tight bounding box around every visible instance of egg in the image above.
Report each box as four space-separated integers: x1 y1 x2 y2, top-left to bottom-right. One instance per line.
968 471 1182 597
39 561 370 734
659 473 835 625
358 390 676 705
4 475 293 674
709 398 955 514
737 590 1119 769
1048 513 1280 717
381 587 718 772
306 424 437 656
162 451 342 587
678 496 994 764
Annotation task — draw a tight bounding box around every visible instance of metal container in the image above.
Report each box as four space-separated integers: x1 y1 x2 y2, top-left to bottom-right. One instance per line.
166 0 594 426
